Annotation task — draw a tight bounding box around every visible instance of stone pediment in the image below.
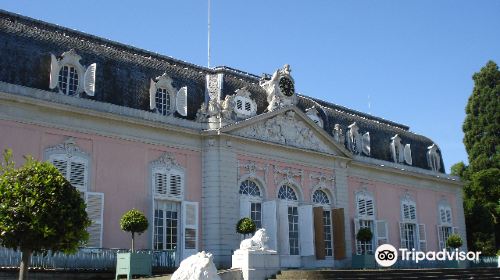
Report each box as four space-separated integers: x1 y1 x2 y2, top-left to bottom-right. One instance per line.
221 107 350 157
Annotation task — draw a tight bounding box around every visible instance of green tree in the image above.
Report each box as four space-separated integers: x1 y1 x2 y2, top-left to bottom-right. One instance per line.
454 60 500 253
0 150 91 280
120 209 149 252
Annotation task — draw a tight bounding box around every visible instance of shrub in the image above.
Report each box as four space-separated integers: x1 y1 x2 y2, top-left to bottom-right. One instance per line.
236 217 256 236
446 234 463 249
356 227 373 242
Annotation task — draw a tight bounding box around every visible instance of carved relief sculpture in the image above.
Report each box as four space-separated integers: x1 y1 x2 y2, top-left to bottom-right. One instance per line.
197 74 223 122
234 110 330 153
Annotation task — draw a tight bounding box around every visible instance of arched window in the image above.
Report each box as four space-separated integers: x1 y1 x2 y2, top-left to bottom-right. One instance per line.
399 195 426 251
278 184 299 255
239 179 263 229
354 191 376 255
313 190 330 205
313 189 333 257
45 138 103 248
239 180 261 197
437 202 455 250
278 185 298 201
151 152 186 253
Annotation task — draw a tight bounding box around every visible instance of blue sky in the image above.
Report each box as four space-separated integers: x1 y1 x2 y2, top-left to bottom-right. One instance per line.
2 1 499 173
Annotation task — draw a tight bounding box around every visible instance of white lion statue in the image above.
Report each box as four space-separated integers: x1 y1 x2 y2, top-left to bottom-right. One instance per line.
239 228 269 251
171 251 221 280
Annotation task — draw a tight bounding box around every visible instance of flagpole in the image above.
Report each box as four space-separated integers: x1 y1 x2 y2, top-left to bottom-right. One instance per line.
208 0 211 68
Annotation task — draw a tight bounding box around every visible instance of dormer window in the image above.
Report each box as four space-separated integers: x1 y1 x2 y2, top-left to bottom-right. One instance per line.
222 87 257 120
49 50 96 96
149 73 188 117
234 96 255 116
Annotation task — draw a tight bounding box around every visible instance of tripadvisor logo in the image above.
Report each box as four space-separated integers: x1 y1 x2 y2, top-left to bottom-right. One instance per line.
374 244 482 267
375 244 398 267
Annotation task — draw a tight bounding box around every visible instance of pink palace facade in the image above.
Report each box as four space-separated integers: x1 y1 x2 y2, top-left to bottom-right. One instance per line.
0 10 465 268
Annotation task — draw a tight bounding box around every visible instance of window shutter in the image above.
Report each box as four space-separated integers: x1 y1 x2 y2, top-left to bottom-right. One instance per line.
332 208 346 260
446 209 452 224
85 192 104 248
357 197 366 216
409 205 416 221
440 208 446 224
176 86 188 117
49 54 60 89
51 158 68 178
262 200 277 251
244 101 251 112
366 198 374 217
376 220 388 246
181 201 198 260
154 173 168 195
149 79 157 110
354 218 360 255
84 63 96 96
313 207 325 260
404 144 412 165
169 173 182 198
362 132 370 156
399 222 407 249
240 197 250 219
298 205 314 256
278 202 289 255
69 161 86 193
437 225 444 250
418 224 427 251
403 204 409 220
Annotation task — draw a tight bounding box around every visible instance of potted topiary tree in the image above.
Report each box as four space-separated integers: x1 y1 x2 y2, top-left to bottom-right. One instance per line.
236 217 256 238
446 234 465 268
115 209 152 279
352 227 376 269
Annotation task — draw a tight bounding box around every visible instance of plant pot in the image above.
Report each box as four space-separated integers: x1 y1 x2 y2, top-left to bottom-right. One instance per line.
351 254 376 269
115 252 152 280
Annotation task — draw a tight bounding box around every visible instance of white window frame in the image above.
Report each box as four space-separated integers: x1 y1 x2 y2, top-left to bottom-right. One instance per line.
45 138 103 248
149 73 177 116
399 194 426 251
354 190 377 255
150 152 186 262
239 179 264 229
278 184 300 256
437 202 454 250
49 50 96 96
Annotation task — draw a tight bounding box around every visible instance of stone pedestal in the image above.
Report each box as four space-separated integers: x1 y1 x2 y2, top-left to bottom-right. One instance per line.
231 249 280 280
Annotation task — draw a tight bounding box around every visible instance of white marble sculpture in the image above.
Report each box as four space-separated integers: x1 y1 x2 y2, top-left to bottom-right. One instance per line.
234 110 330 153
171 251 221 280
239 228 270 251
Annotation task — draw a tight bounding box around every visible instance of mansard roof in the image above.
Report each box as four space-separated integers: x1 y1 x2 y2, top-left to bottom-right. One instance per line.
0 9 445 173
